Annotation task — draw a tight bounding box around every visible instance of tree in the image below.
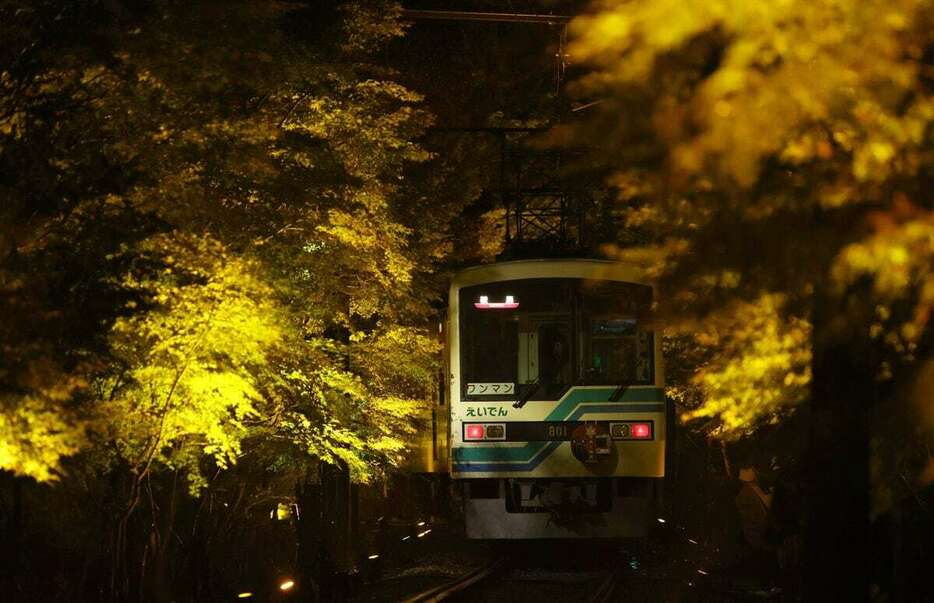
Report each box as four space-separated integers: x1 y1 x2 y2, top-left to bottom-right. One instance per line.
0 0 448 481
0 1 472 598
567 0 933 597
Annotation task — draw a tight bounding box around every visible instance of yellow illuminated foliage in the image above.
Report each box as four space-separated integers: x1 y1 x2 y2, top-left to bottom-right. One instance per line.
102 233 283 489
570 0 934 493
676 295 812 439
341 1 409 54
0 1 451 490
266 324 438 483
571 0 931 189
0 392 86 482
832 206 934 364
0 273 92 481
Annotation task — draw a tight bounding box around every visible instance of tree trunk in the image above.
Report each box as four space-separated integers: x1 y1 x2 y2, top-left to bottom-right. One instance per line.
804 289 874 600
0 473 22 596
143 474 178 603
296 474 323 603
322 461 354 601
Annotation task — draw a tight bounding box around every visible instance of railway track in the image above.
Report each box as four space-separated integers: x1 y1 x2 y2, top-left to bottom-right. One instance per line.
401 560 503 603
587 561 625 603
402 544 630 602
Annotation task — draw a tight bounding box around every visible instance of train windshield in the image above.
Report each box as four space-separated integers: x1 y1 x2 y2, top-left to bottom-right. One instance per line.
459 278 654 401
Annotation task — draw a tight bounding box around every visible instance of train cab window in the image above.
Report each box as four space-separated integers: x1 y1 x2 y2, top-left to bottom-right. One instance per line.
459 278 653 400
462 314 518 386
579 281 654 385
584 319 652 384
460 279 573 400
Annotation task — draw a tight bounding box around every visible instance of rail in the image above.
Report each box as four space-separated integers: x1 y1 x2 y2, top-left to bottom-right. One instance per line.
401 560 502 603
587 568 622 603
586 548 632 603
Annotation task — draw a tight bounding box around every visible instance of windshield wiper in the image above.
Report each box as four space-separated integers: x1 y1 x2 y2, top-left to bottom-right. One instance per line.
608 384 631 402
513 381 539 409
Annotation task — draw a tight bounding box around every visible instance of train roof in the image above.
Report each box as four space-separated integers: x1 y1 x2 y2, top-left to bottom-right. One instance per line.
450 258 651 290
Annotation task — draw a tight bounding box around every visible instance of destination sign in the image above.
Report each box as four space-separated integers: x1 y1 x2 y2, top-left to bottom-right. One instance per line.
466 382 515 396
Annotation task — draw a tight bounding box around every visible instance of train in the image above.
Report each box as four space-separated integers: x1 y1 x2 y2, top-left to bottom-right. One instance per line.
415 258 668 539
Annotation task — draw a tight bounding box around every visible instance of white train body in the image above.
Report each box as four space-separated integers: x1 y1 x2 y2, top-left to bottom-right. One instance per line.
446 259 666 539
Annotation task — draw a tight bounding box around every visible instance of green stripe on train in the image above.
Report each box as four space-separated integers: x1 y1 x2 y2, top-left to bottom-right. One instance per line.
543 386 663 420
454 386 664 463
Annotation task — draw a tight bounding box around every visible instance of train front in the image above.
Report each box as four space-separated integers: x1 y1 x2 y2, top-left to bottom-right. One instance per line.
448 260 666 539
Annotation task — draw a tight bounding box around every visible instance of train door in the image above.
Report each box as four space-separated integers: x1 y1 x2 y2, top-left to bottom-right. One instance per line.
517 317 573 398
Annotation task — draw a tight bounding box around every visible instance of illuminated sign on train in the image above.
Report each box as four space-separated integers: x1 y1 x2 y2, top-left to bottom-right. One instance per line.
474 295 519 310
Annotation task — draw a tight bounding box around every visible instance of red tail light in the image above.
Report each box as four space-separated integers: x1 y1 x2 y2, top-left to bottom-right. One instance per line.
465 424 485 440
631 423 651 439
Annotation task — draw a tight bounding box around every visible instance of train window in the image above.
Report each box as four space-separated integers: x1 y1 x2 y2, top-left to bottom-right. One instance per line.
462 311 519 386
580 280 654 385
459 278 654 400
438 369 445 406
460 279 573 400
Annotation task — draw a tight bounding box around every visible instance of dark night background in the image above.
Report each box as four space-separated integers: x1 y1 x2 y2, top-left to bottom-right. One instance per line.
1 1 932 601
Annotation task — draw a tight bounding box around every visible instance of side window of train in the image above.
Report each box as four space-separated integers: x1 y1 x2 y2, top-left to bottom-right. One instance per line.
437 313 446 405
438 369 445 406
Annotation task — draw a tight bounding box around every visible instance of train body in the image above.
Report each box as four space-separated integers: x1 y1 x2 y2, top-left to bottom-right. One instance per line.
438 258 667 539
